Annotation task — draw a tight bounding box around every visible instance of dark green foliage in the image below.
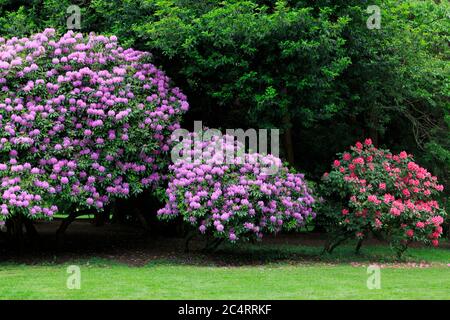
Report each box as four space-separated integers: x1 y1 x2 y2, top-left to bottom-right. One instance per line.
0 0 448 203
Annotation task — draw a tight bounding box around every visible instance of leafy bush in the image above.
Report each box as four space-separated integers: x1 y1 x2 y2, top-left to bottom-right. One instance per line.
158 132 315 247
1 1 449 198
0 29 188 224
321 139 446 257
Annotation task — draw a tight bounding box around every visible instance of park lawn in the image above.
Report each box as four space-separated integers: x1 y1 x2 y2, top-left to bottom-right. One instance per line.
0 243 449 300
1 263 449 299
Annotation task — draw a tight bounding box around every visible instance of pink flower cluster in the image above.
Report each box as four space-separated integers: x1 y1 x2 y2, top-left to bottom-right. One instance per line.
158 132 315 242
322 138 447 254
0 29 188 220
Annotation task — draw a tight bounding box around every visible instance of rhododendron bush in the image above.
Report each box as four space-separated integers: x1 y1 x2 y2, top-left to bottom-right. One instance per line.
0 29 188 226
158 132 316 248
321 139 446 257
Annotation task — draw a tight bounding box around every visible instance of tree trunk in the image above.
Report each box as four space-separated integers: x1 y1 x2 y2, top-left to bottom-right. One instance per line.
23 218 38 238
203 238 224 253
355 238 364 254
23 217 39 250
282 113 295 165
0 229 8 242
134 207 152 235
280 86 295 165
11 216 25 253
323 231 352 254
94 206 110 227
369 127 379 146
56 209 91 249
184 231 196 253
368 107 379 146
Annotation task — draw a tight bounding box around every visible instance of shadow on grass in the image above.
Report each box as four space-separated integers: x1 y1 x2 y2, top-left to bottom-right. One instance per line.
195 241 450 266
1 226 448 267
138 241 450 268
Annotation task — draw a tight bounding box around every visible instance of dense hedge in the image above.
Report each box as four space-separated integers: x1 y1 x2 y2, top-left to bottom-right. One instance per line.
0 1 448 193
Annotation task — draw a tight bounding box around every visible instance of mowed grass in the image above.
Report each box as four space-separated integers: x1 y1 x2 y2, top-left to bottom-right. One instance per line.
1 243 449 300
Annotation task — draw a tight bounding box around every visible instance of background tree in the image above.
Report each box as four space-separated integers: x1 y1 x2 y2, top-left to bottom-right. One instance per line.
0 0 447 233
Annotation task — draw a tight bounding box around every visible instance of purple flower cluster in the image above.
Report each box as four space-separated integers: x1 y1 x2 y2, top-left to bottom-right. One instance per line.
0 29 188 220
158 133 315 242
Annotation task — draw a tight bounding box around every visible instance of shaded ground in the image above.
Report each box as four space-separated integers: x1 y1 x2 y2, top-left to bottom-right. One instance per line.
1 220 322 266
0 220 449 267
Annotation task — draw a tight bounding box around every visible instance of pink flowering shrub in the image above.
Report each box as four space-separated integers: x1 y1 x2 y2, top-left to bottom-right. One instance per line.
321 139 447 257
157 132 315 246
0 29 188 223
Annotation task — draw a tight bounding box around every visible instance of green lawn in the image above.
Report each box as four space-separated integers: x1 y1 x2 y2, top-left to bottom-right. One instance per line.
1 243 449 299
1 262 449 299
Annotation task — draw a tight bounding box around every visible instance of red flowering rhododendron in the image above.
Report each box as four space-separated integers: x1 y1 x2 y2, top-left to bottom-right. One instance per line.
321 138 446 257
0 29 188 223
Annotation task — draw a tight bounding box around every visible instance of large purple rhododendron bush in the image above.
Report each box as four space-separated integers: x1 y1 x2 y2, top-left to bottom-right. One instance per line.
158 132 316 246
0 29 188 224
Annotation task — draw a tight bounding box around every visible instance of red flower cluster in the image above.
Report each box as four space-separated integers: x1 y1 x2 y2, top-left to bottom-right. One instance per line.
322 139 446 256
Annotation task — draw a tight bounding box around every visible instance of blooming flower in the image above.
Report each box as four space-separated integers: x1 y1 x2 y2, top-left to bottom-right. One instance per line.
157 132 315 242
0 29 189 220
323 138 447 256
